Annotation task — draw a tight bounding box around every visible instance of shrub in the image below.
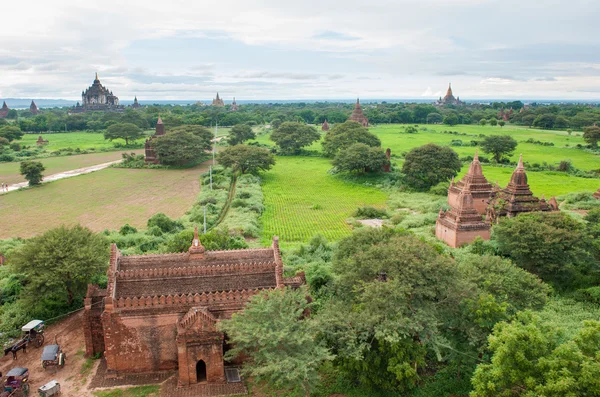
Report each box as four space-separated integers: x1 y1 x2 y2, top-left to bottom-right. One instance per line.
238 191 252 199
9 142 21 151
231 199 248 208
146 226 163 236
354 206 387 219
147 213 183 233
573 286 600 304
200 197 218 205
429 181 450 196
119 223 138 235
0 154 14 162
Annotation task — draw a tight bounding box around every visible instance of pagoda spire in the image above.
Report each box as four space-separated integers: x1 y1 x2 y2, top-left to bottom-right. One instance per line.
95 72 99 81
516 153 524 169
189 226 205 257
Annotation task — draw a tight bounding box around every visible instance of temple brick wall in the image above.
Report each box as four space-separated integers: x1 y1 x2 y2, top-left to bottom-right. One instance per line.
435 222 491 248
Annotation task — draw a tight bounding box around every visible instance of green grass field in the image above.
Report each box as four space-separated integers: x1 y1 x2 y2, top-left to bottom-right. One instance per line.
0 150 144 185
0 164 206 239
19 132 152 151
261 156 388 246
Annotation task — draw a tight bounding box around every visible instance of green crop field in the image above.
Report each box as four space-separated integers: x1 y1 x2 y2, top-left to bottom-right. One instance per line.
0 164 206 239
0 150 143 185
19 131 153 151
261 156 388 246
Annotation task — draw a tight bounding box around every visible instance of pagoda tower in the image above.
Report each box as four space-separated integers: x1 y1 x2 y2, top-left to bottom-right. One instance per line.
448 150 493 214
486 155 553 222
30 100 40 115
348 98 368 127
436 182 491 248
230 97 239 111
0 101 9 118
144 116 166 164
131 96 141 109
322 119 330 131
212 93 225 107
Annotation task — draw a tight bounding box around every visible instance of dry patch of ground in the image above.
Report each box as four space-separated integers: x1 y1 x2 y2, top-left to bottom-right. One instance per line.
0 163 207 239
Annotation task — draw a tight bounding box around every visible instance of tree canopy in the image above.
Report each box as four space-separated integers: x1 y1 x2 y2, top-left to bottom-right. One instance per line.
227 124 256 145
322 121 381 157
103 122 144 145
480 135 518 163
270 122 320 154
0 126 24 142
153 129 211 165
10 225 110 306
583 125 600 148
19 160 45 186
332 143 387 173
219 287 333 397
217 144 275 174
401 143 461 190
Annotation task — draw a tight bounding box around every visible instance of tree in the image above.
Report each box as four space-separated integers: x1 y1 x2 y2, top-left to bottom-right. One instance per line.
0 126 24 142
322 121 381 157
10 225 110 306
169 124 213 144
583 125 600 148
219 288 333 397
489 118 498 126
471 312 600 397
426 112 442 124
333 143 387 173
480 135 518 163
401 143 461 190
0 136 9 148
104 123 144 145
270 122 320 154
153 130 210 165
217 144 275 174
19 161 45 186
443 113 459 126
316 228 461 391
493 212 599 289
498 120 506 127
479 119 487 126
227 124 255 145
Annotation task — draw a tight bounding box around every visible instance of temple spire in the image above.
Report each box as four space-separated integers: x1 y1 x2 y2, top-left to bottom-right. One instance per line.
516 153 524 169
189 226 205 257
95 72 99 81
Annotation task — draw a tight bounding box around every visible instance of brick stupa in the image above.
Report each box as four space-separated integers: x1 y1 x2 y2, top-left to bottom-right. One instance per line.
448 150 493 215
0 101 9 118
486 154 553 222
348 98 368 127
144 116 166 164
436 182 491 248
30 100 39 115
212 93 224 107
322 119 330 131
230 97 238 111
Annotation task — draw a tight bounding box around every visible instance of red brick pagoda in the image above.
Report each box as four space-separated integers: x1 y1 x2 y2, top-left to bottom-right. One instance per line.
230 97 238 112
486 154 553 222
30 100 40 115
144 116 166 164
436 182 491 248
0 101 9 118
348 98 368 127
448 150 493 215
322 119 330 131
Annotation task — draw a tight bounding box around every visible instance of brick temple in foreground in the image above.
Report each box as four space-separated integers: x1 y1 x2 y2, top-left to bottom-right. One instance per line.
83 230 304 387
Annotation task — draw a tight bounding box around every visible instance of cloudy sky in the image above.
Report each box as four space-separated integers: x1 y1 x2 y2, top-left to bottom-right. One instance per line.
1 0 599 101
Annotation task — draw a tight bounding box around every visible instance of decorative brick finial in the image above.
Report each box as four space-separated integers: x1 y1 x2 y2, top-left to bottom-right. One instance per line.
189 226 205 258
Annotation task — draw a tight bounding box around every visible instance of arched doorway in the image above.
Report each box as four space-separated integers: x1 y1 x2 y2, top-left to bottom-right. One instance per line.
196 360 207 383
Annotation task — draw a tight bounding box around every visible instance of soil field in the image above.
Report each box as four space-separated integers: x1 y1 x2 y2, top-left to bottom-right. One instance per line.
0 150 144 185
0 164 206 239
261 156 388 246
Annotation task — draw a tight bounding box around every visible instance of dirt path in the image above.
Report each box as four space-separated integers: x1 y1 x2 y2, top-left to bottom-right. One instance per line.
0 160 121 194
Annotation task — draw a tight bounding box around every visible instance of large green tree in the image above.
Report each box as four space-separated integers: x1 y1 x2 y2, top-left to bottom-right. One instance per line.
153 129 210 165
322 121 381 157
169 124 214 144
217 144 275 174
219 287 333 397
333 143 387 173
227 124 256 145
480 135 518 163
270 122 320 154
583 125 600 148
0 126 24 142
401 143 461 190
471 312 600 397
492 212 600 289
104 122 144 145
19 160 45 186
10 225 110 306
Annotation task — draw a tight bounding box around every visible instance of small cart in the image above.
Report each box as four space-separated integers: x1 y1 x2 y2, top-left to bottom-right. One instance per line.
37 380 60 397
2 367 29 397
41 345 65 370
21 321 44 349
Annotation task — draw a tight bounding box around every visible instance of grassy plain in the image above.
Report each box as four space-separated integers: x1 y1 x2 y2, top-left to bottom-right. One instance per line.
0 150 143 185
0 165 206 239
260 156 388 246
19 132 148 151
